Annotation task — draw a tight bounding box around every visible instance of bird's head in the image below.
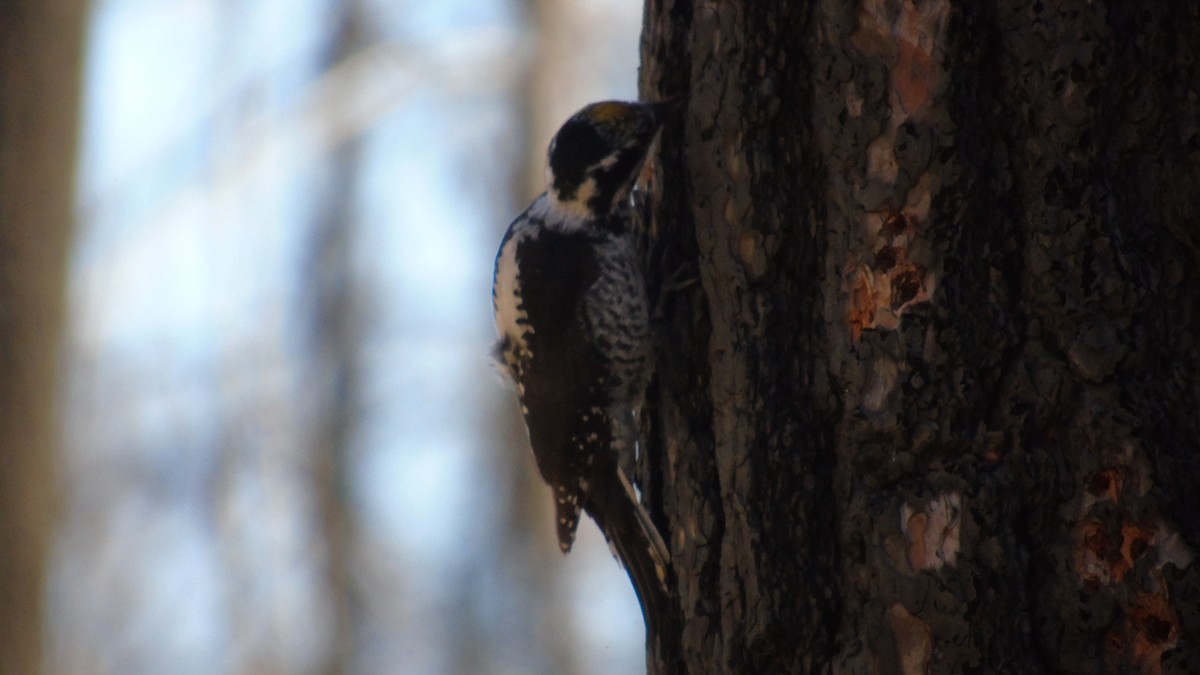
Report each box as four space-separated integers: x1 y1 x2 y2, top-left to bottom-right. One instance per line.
544 100 676 217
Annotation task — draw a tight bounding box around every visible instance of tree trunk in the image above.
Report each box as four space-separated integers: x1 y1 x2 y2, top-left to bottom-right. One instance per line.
0 2 85 673
638 0 1200 672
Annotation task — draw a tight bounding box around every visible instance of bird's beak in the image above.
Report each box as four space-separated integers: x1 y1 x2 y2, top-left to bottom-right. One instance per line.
648 95 687 123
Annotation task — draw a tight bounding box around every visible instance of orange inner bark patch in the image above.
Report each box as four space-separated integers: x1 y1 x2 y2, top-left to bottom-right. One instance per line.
1077 518 1128 584
905 511 929 570
891 0 946 122
1127 593 1179 675
847 264 878 342
1120 522 1155 569
853 212 933 339
1077 517 1157 585
852 0 948 125
846 235 934 341
887 603 932 675
893 39 934 117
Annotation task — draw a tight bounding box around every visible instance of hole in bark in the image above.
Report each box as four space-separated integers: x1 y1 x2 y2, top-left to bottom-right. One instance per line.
891 268 924 309
1143 616 1173 644
1087 472 1111 496
1129 537 1148 560
875 246 898 272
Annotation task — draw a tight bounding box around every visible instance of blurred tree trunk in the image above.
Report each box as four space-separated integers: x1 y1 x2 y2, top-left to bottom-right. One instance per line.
310 5 369 673
639 0 1200 673
0 2 85 674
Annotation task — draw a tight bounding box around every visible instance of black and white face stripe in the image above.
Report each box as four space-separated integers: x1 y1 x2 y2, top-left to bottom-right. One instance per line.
548 117 604 201
545 101 664 215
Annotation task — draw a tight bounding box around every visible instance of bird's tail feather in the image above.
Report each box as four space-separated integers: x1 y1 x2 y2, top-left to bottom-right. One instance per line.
586 465 671 640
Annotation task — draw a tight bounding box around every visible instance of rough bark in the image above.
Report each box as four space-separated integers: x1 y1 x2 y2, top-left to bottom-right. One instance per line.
638 0 1199 673
0 2 85 673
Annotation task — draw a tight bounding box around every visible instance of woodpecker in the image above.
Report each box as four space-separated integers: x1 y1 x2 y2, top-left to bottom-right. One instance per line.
492 100 673 626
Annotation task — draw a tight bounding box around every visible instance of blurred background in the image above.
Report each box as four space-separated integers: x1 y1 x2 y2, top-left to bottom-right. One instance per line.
46 0 646 672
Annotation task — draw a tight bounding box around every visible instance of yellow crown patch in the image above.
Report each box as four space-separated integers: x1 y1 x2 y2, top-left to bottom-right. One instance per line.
585 101 636 127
